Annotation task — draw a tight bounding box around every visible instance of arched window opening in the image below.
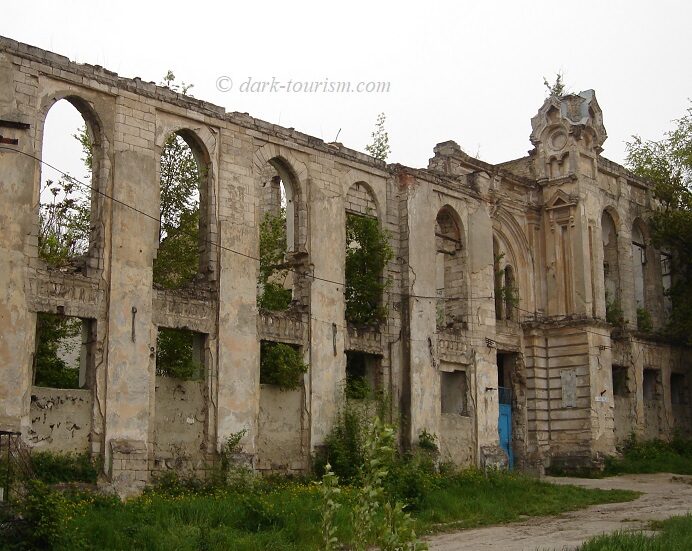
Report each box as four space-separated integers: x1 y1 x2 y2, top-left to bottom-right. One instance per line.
39 99 94 270
258 159 301 311
631 224 646 309
631 222 654 331
503 265 517 321
435 208 466 330
493 238 504 321
344 183 392 326
601 211 621 323
154 132 203 290
493 237 518 321
661 249 673 319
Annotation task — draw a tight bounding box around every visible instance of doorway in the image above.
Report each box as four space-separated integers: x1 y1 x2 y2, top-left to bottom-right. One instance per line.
497 352 515 468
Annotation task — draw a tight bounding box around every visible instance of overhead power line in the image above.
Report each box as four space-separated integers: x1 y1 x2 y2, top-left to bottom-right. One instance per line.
0 144 499 303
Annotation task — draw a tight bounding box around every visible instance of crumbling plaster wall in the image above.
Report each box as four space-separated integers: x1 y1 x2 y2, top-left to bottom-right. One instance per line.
2 37 691 494
256 385 305 473
29 387 92 453
153 377 206 472
0 37 416 489
611 336 692 441
402 167 499 463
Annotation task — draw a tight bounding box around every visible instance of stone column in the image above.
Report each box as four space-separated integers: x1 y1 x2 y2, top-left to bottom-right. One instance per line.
405 179 440 443
308 171 346 449
215 128 260 461
102 96 158 496
0 53 35 432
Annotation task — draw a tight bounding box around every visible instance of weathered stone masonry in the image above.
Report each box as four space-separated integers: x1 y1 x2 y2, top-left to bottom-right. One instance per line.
0 37 690 495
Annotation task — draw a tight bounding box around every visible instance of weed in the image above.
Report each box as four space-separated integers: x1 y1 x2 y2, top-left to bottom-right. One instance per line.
637 307 653 332
418 430 439 453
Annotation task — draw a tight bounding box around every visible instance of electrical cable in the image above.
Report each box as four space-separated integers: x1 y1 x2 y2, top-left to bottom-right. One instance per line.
0 145 498 303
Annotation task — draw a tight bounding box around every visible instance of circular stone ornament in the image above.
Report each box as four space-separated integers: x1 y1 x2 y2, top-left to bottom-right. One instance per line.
549 130 568 151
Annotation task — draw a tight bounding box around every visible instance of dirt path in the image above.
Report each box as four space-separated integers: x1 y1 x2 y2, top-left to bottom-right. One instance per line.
427 473 692 551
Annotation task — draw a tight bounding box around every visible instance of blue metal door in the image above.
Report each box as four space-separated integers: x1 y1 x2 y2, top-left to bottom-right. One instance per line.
498 387 513 468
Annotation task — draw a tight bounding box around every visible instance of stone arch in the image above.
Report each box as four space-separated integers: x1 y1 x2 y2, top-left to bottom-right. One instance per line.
435 205 468 330
601 208 621 314
37 92 106 155
34 92 110 271
493 233 518 321
631 218 647 310
264 156 302 253
343 179 388 325
345 180 381 220
254 144 309 310
253 143 308 187
253 144 308 252
154 125 217 286
660 246 673 320
492 208 535 316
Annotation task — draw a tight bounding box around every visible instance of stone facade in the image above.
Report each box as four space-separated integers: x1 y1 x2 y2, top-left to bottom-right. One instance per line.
0 37 690 495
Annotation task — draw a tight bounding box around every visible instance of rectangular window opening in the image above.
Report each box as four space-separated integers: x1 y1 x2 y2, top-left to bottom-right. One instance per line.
612 365 629 397
33 313 96 390
345 351 381 399
441 370 469 415
259 340 306 389
671 373 687 405
643 369 660 402
156 327 206 380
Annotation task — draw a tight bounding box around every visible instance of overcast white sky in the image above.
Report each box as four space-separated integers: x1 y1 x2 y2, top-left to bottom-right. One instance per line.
3 0 691 181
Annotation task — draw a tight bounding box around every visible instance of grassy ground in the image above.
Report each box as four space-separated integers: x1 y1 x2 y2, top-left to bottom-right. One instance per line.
574 514 692 550
0 469 637 551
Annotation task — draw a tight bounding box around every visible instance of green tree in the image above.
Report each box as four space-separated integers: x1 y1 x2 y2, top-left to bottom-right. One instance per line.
34 313 81 388
152 72 204 378
365 112 391 162
156 327 201 379
259 341 307 390
626 102 692 343
154 130 201 289
345 214 393 325
258 209 292 310
153 70 200 289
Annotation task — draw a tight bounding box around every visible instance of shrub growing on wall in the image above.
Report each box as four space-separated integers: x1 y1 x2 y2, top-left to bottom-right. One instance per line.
345 214 393 325
260 341 307 390
637 307 653 332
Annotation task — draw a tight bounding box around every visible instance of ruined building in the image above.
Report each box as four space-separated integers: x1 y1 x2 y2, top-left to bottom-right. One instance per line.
0 37 690 496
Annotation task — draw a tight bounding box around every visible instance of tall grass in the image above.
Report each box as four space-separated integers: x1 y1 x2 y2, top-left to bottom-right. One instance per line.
604 435 692 476
575 514 692 550
17 469 635 550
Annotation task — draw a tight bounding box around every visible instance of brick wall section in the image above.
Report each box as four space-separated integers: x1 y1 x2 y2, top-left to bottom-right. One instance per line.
345 181 378 216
